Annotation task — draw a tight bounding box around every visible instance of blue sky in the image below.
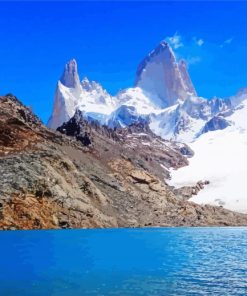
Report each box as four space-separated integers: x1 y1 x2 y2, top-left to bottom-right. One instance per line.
1 1 247 123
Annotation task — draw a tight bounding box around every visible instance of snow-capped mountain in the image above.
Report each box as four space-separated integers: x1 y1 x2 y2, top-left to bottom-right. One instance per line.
47 59 116 129
150 95 232 142
48 40 233 142
169 93 247 213
48 41 200 131
135 41 196 108
47 39 247 214
47 40 241 144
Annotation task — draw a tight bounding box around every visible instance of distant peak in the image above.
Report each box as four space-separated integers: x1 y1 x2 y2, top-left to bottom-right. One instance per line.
134 39 196 107
64 59 78 74
81 76 89 83
81 76 105 93
60 58 80 88
69 58 77 66
81 76 92 91
147 40 175 60
158 40 170 49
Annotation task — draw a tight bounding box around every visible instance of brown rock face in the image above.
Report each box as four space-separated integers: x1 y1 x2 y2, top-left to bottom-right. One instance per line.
0 194 61 230
0 94 247 230
0 95 42 156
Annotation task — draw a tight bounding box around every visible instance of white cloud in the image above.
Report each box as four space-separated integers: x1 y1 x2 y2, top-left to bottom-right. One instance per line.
186 56 201 66
220 37 233 47
196 39 204 46
167 33 183 49
193 37 204 46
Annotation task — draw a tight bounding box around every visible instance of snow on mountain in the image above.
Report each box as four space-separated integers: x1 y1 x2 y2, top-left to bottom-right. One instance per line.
46 39 247 214
149 95 232 142
47 60 116 129
48 41 199 130
169 96 247 213
77 77 116 115
47 42 235 144
47 42 235 145
107 105 148 128
116 87 160 114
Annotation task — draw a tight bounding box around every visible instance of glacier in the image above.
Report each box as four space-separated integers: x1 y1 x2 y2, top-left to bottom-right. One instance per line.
169 94 247 213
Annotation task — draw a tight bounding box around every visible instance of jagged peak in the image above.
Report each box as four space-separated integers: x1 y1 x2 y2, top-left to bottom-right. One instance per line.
81 76 90 84
149 40 175 59
81 76 92 91
81 76 109 96
134 39 196 108
135 40 176 81
60 58 80 89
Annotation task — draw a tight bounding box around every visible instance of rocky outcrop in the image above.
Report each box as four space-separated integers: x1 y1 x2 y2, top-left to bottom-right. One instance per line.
56 111 191 180
1 94 247 230
201 116 231 134
57 110 92 146
173 180 210 200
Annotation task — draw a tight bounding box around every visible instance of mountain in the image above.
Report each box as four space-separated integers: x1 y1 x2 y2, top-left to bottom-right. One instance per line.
60 58 81 89
46 39 247 215
150 96 232 142
47 60 116 129
47 40 232 143
48 41 198 130
3 94 247 229
169 93 247 213
135 41 196 108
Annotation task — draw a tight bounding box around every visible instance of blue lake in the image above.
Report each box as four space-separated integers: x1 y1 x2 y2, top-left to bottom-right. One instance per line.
0 227 247 295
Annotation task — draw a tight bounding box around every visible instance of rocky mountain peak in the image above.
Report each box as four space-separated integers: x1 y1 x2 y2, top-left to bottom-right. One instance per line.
150 40 175 59
60 59 80 89
47 40 236 145
135 41 175 84
81 77 91 91
81 76 106 94
178 59 197 95
134 40 197 108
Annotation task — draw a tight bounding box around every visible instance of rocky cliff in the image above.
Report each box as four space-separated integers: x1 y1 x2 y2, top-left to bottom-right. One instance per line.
135 41 196 107
1 94 247 230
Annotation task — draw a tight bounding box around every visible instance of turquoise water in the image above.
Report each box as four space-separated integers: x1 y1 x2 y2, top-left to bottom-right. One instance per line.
0 227 247 295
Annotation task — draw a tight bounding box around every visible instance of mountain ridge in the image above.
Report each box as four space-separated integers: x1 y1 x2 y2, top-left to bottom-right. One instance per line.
47 40 237 144
46 39 247 215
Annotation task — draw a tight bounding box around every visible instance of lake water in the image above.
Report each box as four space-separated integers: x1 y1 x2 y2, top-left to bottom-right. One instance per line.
0 227 246 295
